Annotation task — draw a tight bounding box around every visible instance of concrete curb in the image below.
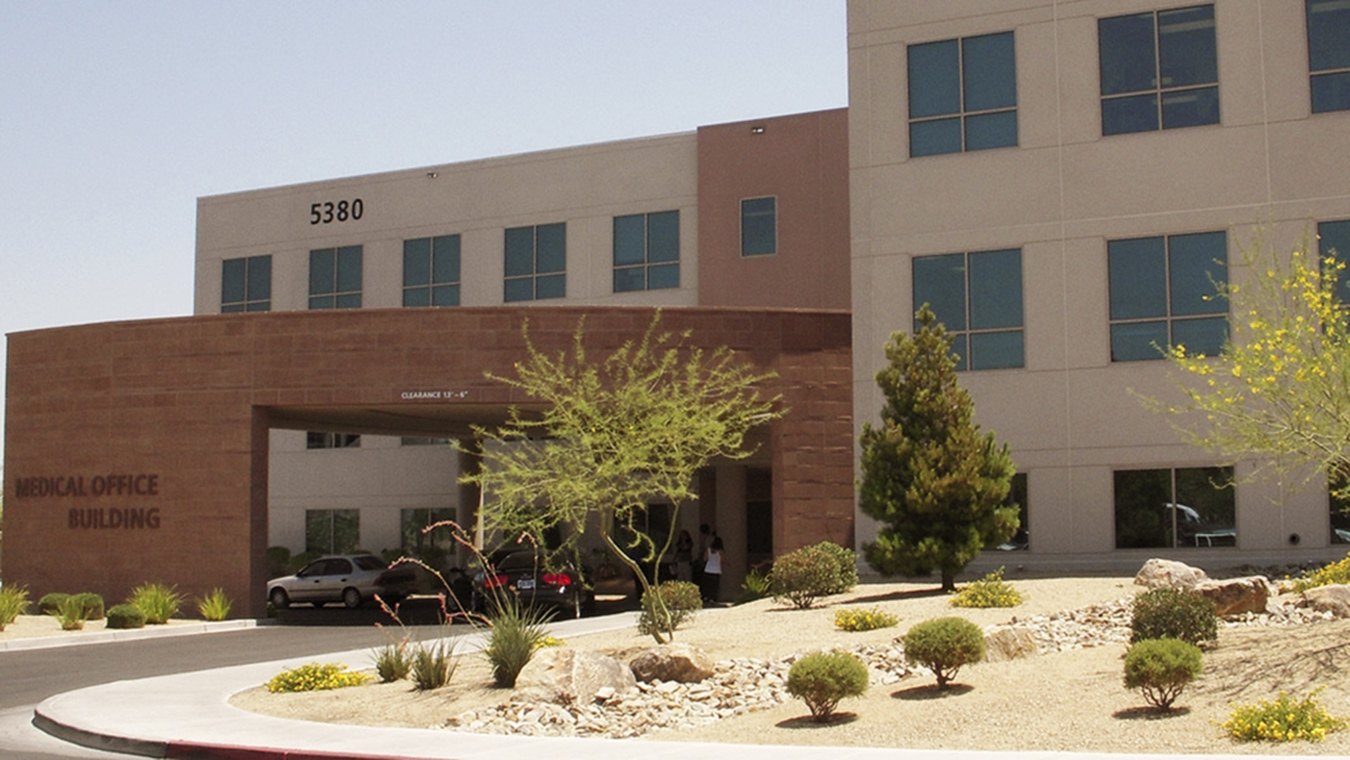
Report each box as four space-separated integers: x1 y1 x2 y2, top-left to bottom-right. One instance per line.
0 619 259 652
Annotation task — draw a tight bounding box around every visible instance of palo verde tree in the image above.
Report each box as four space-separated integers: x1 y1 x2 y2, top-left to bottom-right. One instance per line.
858 306 1018 592
461 312 782 643
1163 232 1350 496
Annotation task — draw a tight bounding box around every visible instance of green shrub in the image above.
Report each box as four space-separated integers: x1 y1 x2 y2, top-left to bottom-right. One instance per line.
951 567 1022 608
129 582 182 624
38 592 70 615
771 543 847 609
73 592 105 620
196 588 232 621
1223 691 1345 742
409 637 459 691
1130 588 1217 647
834 606 898 632
372 637 413 683
482 595 552 687
55 595 87 631
738 566 772 603
814 541 859 595
1123 638 1203 711
1289 553 1350 593
638 580 702 636
786 650 869 723
265 662 370 693
0 585 30 631
265 546 291 578
903 616 986 689
106 603 147 629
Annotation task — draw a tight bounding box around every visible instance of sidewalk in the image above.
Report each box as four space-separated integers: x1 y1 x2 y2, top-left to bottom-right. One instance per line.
27 613 1293 760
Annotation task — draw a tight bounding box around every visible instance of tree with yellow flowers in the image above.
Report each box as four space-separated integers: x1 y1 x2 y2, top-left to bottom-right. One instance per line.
1165 232 1350 495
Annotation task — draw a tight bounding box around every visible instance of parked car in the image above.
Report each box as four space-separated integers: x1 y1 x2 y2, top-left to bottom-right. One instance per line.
472 549 595 619
267 554 389 610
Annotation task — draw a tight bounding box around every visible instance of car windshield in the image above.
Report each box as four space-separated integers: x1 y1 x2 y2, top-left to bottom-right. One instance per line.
353 556 387 571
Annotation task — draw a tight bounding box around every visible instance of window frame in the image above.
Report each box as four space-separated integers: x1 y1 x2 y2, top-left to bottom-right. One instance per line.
1308 0 1350 113
1113 466 1236 549
503 222 566 302
740 196 777 257
308 245 363 310
911 248 1025 371
1098 4 1220 135
403 234 461 307
306 432 361 450
1107 231 1229 362
304 509 360 555
221 254 271 313
907 30 1019 157
613 210 681 292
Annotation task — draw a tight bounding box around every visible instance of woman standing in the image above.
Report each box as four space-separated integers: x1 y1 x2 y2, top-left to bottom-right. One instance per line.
701 535 724 604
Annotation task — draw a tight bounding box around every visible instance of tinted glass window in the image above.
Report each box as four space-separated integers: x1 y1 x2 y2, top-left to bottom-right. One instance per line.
1318 219 1350 301
1158 5 1217 87
309 247 362 309
1109 237 1167 320
1109 231 1228 361
1099 6 1218 135
908 31 1017 156
1308 0 1350 72
908 39 960 118
913 254 966 331
741 197 776 256
914 248 1024 371
504 224 566 301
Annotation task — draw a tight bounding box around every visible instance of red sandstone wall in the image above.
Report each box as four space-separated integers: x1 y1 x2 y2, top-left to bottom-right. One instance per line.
4 307 851 617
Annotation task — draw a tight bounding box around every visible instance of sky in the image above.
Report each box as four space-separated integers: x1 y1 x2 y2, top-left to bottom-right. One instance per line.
0 2 848 461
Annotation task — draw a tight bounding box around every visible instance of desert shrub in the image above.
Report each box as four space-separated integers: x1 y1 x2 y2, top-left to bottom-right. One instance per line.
266 662 370 693
535 635 565 650
1130 588 1217 647
1223 691 1345 742
738 566 772 603
834 606 898 632
129 582 182 624
951 567 1022 608
0 585 30 631
1123 638 1203 711
55 595 87 631
771 543 846 609
196 588 232 621
814 541 859 594
482 595 552 688
786 650 868 723
72 592 105 620
638 580 702 636
1289 553 1350 593
903 616 986 689
372 637 413 683
409 638 460 690
106 603 146 629
38 592 70 615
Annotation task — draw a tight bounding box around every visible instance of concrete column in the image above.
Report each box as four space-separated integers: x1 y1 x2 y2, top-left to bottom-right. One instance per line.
713 464 747 601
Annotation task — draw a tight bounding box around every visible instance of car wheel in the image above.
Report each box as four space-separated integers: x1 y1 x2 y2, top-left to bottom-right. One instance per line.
342 587 362 609
269 588 290 610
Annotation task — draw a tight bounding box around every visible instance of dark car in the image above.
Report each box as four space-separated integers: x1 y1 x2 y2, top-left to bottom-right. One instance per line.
472 549 594 619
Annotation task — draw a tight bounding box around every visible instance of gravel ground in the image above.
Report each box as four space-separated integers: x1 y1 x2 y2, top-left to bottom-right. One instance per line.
228 576 1350 755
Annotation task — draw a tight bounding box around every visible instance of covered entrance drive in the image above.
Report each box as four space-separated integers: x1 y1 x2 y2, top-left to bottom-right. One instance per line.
4 307 852 616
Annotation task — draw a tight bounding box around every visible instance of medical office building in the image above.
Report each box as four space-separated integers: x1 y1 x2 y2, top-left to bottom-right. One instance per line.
5 1 1350 615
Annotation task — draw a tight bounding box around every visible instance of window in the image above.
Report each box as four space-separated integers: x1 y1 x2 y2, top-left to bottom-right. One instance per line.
305 509 360 554
1114 466 1235 548
908 31 1018 156
306 432 360 449
912 248 1024 370
1319 219 1350 301
309 245 362 309
613 210 680 292
1108 231 1228 361
221 255 271 313
1331 471 1350 544
400 508 457 555
1099 5 1219 135
400 436 450 446
403 235 460 307
740 197 776 256
994 473 1029 550
1308 0 1350 113
504 223 565 302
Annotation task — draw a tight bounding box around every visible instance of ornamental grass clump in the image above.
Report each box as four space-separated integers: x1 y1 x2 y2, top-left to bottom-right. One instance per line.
482 595 552 688
903 616 986 690
371 637 413 683
1129 587 1217 647
106 603 146 629
786 650 868 723
129 582 182 624
1122 638 1203 711
951 567 1022 608
266 662 371 693
638 580 702 636
54 595 87 631
834 606 898 632
738 566 772 603
409 637 459 691
196 588 232 621
1223 690 1345 742
0 585 30 631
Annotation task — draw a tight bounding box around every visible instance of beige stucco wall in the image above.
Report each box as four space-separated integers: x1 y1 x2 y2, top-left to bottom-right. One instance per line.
849 0 1350 569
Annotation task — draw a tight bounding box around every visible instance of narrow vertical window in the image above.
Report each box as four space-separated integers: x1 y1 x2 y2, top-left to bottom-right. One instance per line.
504 223 565 302
308 246 362 309
740 197 776 257
403 235 461 307
613 210 680 292
1308 0 1350 113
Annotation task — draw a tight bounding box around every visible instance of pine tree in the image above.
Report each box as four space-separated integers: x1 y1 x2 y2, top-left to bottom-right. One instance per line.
858 306 1018 592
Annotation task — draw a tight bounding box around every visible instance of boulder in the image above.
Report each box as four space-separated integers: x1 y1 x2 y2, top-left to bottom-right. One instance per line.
515 648 636 705
1194 576 1272 616
1134 558 1209 591
1299 584 1350 618
983 625 1038 662
629 643 716 683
